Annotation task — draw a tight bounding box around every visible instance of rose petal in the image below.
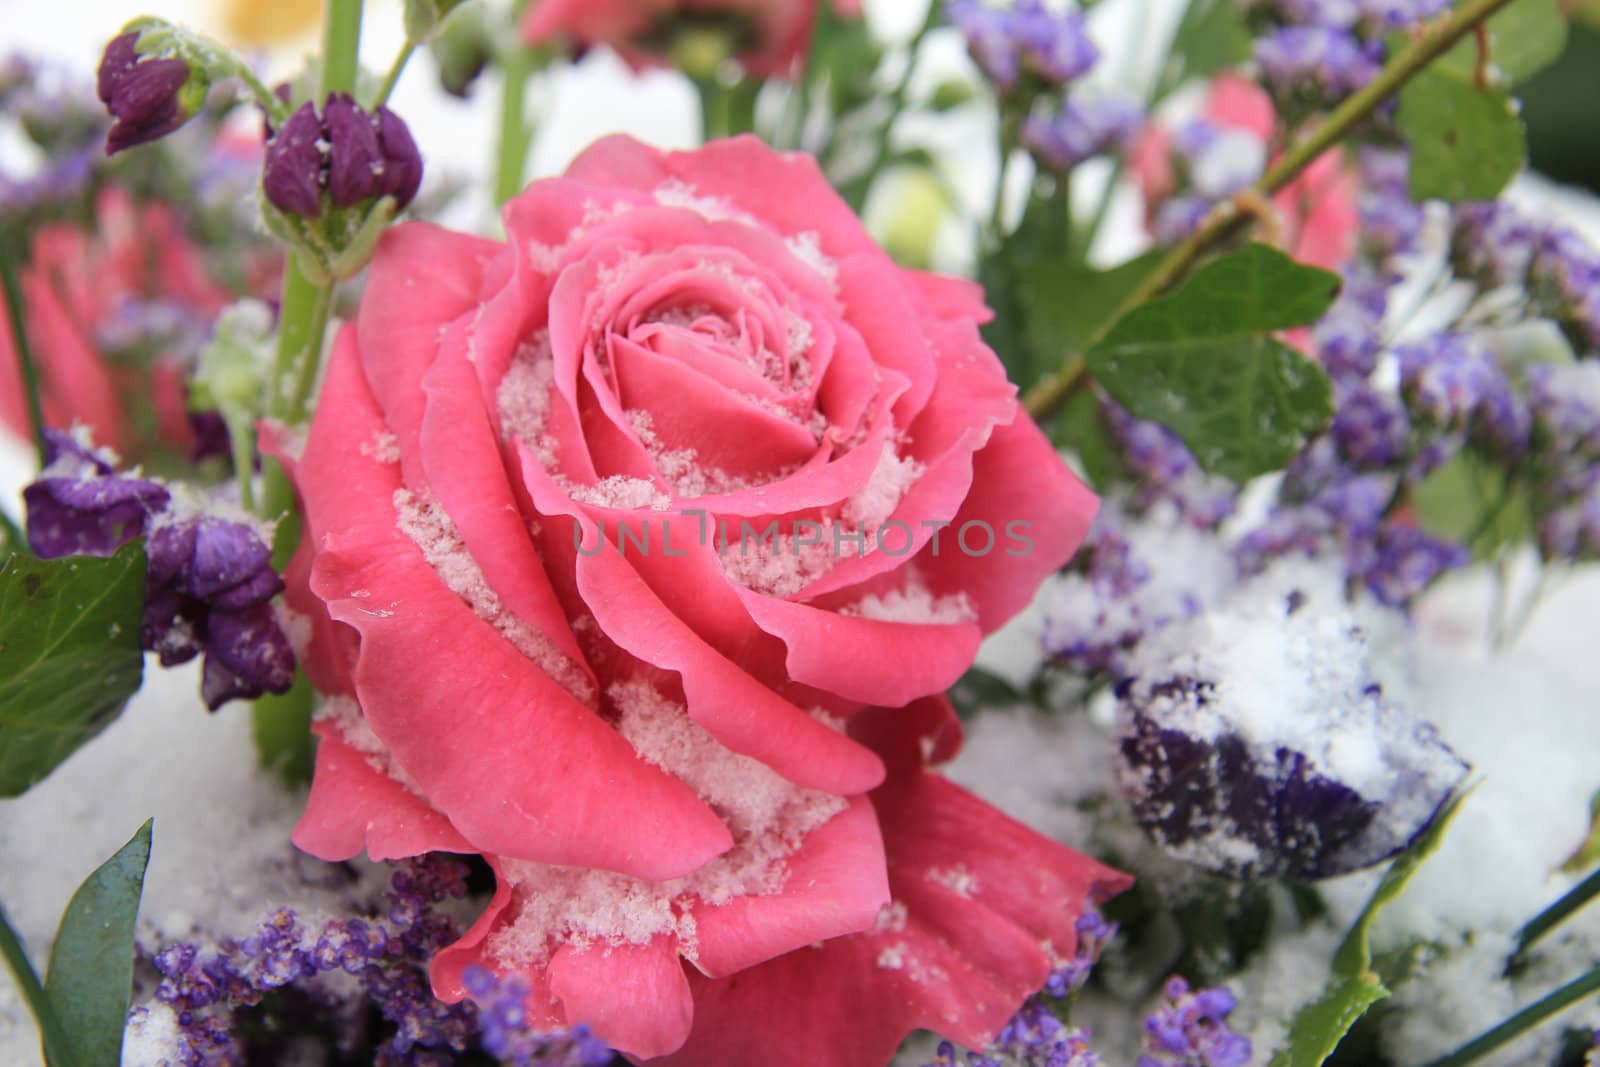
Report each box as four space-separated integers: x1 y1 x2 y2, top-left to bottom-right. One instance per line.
293 721 475 861
547 936 695 1059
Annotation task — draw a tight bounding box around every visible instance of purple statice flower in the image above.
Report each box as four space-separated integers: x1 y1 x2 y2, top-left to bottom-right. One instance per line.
142 514 295 709
1537 467 1600 560
96 30 203 154
1254 25 1383 102
1529 362 1600 458
1527 225 1600 354
1450 201 1538 290
1171 119 1265 200
947 0 1099 94
1042 522 1154 676
0 147 96 221
1137 977 1251 1067
1330 383 1410 468
1361 525 1471 606
95 296 212 370
1022 96 1143 172
1312 265 1391 381
23 428 170 557
147 857 610 1066
1359 0 1451 30
1394 333 1500 428
1152 195 1214 244
263 94 423 219
462 967 614 1067
1101 400 1237 527
1356 148 1425 260
1047 911 1118 996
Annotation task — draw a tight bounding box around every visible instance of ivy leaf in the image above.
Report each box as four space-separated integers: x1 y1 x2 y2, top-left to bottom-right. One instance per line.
1438 0 1568 84
1014 252 1162 392
0 544 147 797
1399 70 1525 202
1267 791 1471 1067
1085 244 1339 481
44 820 153 1067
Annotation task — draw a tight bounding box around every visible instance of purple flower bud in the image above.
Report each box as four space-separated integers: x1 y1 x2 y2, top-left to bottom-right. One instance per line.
263 95 425 219
375 106 423 207
262 101 325 218
96 31 202 154
23 429 169 558
1137 976 1251 1067
1116 596 1469 880
202 602 295 708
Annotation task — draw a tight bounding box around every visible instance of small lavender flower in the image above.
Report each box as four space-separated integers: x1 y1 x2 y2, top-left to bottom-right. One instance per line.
1529 362 1600 458
263 94 423 219
23 428 170 557
1022 96 1142 172
1450 201 1538 290
1527 225 1600 353
1137 976 1251 1067
1274 0 1362 28
1312 266 1391 381
1254 26 1382 101
947 0 1099 93
1361 525 1471 606
1359 0 1451 30
146 857 609 1066
96 30 206 154
1356 148 1425 260
1330 384 1410 468
1395 333 1499 428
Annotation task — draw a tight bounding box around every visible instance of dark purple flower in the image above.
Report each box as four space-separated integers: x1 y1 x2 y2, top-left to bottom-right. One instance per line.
23 428 170 558
263 94 424 219
1115 600 1469 880
262 101 325 218
96 30 201 154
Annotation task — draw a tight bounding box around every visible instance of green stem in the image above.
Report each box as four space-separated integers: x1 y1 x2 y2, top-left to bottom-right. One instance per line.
372 42 415 108
285 284 334 421
0 239 46 465
0 902 78 1067
1512 867 1600 965
320 0 365 98
0 504 25 554
495 45 538 206
1422 963 1600 1067
839 1 941 210
1022 0 1521 421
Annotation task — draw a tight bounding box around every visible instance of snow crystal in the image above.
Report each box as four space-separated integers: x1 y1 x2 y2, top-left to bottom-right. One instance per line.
785 231 838 288
315 695 425 796
394 487 596 704
654 180 757 226
625 409 771 499
843 583 976 625
359 431 400 464
924 865 979 898
486 682 846 967
496 331 558 466
841 442 923 531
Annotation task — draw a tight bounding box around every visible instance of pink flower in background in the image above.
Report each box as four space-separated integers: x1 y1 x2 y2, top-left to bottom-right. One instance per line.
0 187 226 457
1133 72 1358 271
279 134 1123 1062
523 0 862 77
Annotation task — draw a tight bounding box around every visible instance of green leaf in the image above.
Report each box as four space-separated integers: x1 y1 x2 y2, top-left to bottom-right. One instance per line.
1268 791 1471 1067
1085 244 1340 481
1335 789 1471 978
1410 450 1531 559
0 545 147 797
948 667 1022 720
1014 252 1163 392
1053 387 1118 491
1438 0 1568 84
44 820 153 1067
1399 71 1525 202
1270 974 1390 1067
251 671 316 786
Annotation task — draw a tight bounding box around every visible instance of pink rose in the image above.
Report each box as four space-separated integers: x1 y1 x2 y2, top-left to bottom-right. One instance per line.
280 134 1124 1063
523 0 862 77
0 187 230 457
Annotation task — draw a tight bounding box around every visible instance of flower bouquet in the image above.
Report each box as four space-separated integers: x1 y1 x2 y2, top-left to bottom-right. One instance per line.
2 1 1599 1065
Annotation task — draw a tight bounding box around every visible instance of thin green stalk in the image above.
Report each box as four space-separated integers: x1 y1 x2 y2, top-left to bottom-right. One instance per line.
0 504 26 554
1512 867 1600 965
285 284 334 421
840 0 941 209
494 45 538 205
372 42 415 108
0 240 46 464
0 903 78 1067
1422 963 1600 1067
1022 0 1521 421
320 0 365 98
